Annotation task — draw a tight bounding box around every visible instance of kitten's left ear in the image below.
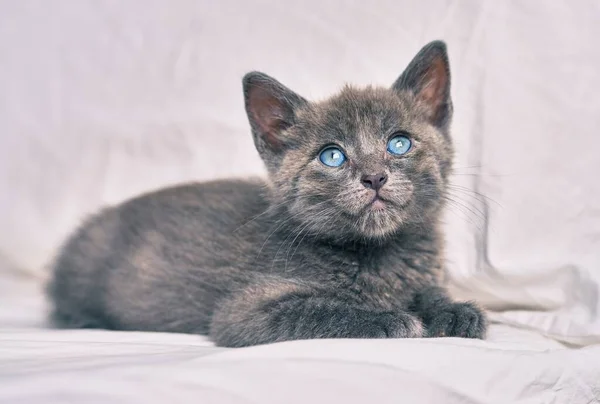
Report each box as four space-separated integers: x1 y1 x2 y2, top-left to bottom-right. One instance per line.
393 41 452 128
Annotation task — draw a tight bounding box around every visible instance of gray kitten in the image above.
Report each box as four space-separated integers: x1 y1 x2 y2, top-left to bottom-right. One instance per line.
48 41 487 347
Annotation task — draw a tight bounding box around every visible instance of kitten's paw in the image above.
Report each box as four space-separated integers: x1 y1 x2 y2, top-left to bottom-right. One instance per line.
370 312 424 338
425 302 487 339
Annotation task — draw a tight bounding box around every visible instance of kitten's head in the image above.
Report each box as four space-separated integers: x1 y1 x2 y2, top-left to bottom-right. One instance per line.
243 41 454 241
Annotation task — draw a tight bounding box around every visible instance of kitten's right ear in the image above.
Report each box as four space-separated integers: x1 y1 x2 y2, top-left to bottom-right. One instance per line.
243 72 307 167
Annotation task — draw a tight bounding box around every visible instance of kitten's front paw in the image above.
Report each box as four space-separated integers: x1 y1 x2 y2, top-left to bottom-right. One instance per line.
370 312 424 338
425 302 486 339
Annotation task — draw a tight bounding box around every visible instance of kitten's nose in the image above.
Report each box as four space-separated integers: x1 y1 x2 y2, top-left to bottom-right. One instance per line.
361 173 388 191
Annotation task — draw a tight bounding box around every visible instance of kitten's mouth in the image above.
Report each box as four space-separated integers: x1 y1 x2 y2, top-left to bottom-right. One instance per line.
368 195 387 211
363 192 409 213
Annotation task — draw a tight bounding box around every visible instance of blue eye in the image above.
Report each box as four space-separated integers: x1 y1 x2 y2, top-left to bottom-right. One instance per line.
387 135 412 155
319 147 346 167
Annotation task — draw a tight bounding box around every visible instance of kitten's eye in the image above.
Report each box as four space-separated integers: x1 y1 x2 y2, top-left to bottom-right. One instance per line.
319 147 346 167
387 134 412 155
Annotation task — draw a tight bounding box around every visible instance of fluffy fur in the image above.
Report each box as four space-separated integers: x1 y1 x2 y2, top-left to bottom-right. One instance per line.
48 41 487 347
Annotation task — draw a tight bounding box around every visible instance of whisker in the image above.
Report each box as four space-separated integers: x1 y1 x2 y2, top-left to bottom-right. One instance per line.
444 193 486 219
262 198 335 267
446 184 503 208
282 219 317 272
255 207 309 262
271 215 321 272
232 194 316 233
442 197 486 232
284 206 338 272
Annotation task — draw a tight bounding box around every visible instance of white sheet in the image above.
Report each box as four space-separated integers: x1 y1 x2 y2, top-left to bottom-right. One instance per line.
1 326 599 404
1 269 599 404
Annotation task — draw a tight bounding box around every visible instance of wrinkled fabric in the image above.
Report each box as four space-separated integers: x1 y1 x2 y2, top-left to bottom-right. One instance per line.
1 321 598 404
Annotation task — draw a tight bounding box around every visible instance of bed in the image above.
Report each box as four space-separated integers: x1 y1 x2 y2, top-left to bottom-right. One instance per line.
1 1 599 403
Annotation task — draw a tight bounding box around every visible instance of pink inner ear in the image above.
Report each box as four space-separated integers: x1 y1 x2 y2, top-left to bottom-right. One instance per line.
249 90 286 149
417 58 448 121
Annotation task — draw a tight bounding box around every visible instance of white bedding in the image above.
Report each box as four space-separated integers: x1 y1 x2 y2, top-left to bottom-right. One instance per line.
2 327 598 404
1 272 598 404
1 1 600 403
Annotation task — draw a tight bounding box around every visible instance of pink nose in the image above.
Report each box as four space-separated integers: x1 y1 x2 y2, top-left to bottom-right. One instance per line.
361 173 388 191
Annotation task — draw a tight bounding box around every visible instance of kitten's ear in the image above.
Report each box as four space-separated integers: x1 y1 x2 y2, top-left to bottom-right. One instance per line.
393 41 452 128
243 72 307 165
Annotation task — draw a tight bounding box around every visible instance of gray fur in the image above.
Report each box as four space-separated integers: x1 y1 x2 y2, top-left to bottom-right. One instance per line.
48 41 487 347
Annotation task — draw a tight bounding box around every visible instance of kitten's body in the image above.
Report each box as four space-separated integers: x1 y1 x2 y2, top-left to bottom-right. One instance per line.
51 179 441 335
49 42 487 347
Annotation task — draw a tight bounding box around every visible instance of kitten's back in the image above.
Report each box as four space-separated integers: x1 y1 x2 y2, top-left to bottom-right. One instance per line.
48 178 268 332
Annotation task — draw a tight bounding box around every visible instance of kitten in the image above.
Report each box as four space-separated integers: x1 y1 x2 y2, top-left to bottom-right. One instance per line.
48 41 487 347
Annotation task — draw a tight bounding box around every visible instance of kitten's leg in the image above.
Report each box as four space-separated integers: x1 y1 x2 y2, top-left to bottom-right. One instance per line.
410 286 487 339
210 278 424 347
